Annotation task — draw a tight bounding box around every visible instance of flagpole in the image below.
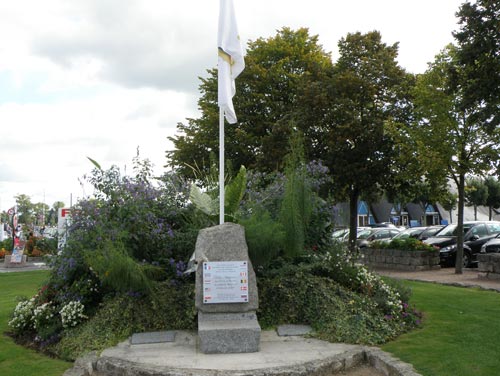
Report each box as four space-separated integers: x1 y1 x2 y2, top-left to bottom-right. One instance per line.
219 107 225 225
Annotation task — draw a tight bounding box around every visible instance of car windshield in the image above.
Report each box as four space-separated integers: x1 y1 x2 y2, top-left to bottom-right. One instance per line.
436 224 474 237
357 229 376 239
332 229 347 238
392 228 422 240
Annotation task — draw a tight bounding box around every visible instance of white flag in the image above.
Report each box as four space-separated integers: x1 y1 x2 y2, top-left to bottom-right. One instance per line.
218 0 245 124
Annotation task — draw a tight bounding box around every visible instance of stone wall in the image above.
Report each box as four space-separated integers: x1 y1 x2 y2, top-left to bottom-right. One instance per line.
359 248 440 271
478 253 500 280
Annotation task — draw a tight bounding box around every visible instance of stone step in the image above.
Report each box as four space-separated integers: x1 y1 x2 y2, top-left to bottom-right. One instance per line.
198 311 261 354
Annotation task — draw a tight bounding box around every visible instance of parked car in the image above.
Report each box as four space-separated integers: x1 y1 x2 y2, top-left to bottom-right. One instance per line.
418 225 445 241
332 227 370 243
480 233 500 254
356 227 401 248
391 226 430 240
423 221 500 267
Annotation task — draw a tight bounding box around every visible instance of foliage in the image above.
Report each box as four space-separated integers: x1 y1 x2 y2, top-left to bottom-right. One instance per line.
279 134 313 258
412 43 500 272
371 237 437 252
60 301 87 329
484 176 500 220
323 31 413 249
188 165 247 222
83 239 152 295
465 177 488 220
258 245 421 345
9 298 36 333
452 0 500 131
167 27 334 177
239 208 285 269
50 282 196 361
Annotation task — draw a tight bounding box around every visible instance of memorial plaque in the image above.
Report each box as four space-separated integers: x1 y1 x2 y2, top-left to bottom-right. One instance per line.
203 261 249 304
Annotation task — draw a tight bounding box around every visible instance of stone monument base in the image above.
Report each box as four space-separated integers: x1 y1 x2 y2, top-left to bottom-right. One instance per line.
198 311 261 354
3 255 27 268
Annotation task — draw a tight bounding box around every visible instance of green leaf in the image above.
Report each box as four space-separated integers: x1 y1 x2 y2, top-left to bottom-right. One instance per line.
87 157 102 171
189 183 217 216
225 165 247 218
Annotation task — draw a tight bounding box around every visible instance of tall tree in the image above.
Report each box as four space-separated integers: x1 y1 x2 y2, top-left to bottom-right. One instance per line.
167 28 333 178
484 176 500 220
15 194 34 225
450 0 500 272
412 44 500 274
452 0 500 131
465 177 488 220
323 31 412 250
441 190 458 224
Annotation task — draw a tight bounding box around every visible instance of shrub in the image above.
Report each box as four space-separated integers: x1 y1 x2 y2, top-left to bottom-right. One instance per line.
371 237 437 251
50 282 196 360
258 270 416 345
60 301 87 328
9 298 36 333
240 209 285 269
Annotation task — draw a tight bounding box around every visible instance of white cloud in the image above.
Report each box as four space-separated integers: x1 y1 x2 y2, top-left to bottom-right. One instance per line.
0 0 464 210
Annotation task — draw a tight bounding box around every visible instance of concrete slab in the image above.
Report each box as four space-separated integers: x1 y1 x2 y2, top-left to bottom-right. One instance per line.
130 331 176 345
96 331 367 375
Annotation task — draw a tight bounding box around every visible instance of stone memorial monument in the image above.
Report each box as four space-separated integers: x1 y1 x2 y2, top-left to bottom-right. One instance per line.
195 222 261 354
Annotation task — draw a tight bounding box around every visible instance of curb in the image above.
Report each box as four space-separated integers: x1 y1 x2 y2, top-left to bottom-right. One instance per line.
63 345 422 376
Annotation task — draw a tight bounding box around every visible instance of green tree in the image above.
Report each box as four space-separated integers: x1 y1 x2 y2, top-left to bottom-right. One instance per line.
484 176 500 220
465 178 488 220
452 0 500 131
14 194 34 225
412 44 500 274
167 27 333 178
323 31 412 250
32 202 49 226
440 190 458 224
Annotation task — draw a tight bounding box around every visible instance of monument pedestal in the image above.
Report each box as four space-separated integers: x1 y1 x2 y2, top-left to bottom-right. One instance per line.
198 312 260 353
195 223 261 354
3 254 27 268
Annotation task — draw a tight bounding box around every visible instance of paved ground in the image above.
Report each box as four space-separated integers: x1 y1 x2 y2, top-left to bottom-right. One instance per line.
374 267 500 292
0 261 50 273
92 331 410 376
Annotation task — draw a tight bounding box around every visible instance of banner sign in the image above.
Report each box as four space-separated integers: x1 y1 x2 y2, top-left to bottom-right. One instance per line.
11 246 24 263
202 261 248 304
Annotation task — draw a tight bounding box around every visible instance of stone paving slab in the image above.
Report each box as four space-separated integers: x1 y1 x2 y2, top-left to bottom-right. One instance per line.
130 331 176 345
89 330 421 376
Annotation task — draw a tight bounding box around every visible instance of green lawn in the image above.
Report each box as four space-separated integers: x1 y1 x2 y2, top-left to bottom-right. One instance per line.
0 271 72 376
382 280 500 376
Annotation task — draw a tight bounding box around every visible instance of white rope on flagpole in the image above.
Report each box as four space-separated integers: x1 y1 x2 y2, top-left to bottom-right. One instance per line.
219 107 225 225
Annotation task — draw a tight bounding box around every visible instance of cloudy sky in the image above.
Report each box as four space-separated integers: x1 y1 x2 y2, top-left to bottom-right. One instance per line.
0 0 465 211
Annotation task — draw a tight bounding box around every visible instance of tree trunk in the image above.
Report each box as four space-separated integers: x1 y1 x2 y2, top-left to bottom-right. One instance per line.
489 206 492 221
348 188 359 253
455 173 465 274
474 205 477 220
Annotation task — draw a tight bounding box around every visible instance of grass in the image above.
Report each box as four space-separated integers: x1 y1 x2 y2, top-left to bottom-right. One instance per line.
0 271 72 376
382 280 500 376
